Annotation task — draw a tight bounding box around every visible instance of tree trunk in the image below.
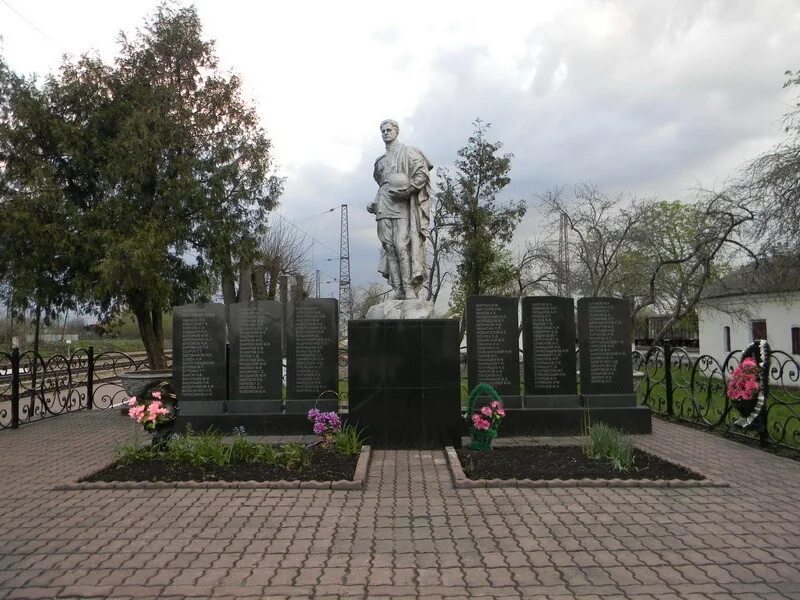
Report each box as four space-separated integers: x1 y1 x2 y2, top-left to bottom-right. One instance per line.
221 262 237 305
33 303 42 357
130 301 168 370
267 268 279 300
238 263 253 303
253 266 267 300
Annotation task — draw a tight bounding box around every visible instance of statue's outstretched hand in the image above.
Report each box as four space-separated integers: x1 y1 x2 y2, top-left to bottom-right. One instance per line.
366 202 376 214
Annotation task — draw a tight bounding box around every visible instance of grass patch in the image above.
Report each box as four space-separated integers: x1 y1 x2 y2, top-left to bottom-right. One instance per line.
582 420 635 473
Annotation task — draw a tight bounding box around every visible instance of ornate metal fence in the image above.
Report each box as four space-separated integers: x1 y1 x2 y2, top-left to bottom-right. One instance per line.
0 346 170 431
634 341 800 451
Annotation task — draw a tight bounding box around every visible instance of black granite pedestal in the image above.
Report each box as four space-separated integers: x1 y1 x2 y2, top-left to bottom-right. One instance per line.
348 319 462 449
500 406 652 435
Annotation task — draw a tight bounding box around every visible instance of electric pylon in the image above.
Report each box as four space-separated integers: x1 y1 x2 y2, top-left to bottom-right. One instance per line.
338 204 352 340
558 213 570 297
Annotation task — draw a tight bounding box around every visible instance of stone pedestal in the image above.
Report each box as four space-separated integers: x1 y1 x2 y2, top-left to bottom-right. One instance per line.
348 319 461 448
365 299 434 319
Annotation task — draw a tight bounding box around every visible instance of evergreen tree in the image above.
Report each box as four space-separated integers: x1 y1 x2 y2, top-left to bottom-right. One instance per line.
0 4 282 367
438 120 526 322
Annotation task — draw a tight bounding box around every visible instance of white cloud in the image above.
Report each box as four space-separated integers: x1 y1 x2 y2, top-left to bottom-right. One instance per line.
2 0 799 306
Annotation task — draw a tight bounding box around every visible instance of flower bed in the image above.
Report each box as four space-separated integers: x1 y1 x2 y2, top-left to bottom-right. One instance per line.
64 410 370 489
446 445 725 488
456 445 702 481
80 445 359 483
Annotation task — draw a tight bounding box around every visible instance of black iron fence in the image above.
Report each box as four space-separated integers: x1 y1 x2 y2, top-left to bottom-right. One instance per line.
634 341 800 452
0 347 171 430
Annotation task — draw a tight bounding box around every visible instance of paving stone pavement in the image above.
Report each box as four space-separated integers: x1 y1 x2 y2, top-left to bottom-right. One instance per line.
1 409 799 599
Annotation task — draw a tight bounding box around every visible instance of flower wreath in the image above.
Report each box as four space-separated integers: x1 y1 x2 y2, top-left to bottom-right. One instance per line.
726 339 770 430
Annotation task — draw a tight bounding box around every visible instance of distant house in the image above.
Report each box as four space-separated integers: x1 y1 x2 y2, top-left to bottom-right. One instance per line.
697 256 800 364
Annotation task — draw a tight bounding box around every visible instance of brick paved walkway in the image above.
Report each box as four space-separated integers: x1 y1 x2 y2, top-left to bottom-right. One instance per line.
1 410 799 599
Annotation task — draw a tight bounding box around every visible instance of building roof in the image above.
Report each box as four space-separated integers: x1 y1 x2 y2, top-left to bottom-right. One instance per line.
702 255 800 300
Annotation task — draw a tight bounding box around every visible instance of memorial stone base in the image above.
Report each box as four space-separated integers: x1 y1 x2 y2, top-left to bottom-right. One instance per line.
174 412 313 435
348 319 462 449
501 406 652 435
175 398 342 435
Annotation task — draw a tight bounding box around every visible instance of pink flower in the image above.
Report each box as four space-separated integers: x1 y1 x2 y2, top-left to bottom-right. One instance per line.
490 400 500 409
146 400 169 422
496 408 506 417
127 396 138 407
480 406 492 416
151 390 162 400
472 414 490 430
128 404 146 423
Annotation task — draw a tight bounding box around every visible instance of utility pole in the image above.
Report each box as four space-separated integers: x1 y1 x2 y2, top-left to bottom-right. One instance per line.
338 204 352 340
558 213 570 297
315 269 321 298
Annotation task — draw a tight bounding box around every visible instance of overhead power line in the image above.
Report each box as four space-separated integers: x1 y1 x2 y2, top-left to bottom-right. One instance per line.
0 0 57 45
297 207 337 223
274 213 340 256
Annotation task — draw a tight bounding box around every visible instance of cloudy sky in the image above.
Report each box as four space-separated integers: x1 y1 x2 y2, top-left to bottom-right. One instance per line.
2 0 799 305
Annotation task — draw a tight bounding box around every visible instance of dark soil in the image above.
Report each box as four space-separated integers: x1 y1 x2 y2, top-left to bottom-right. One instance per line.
81 448 359 483
457 445 703 481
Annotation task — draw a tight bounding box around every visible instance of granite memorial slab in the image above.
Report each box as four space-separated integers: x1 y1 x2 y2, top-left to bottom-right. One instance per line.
577 297 636 407
348 319 461 449
466 296 522 408
522 296 578 407
227 301 283 414
285 298 339 413
173 303 227 415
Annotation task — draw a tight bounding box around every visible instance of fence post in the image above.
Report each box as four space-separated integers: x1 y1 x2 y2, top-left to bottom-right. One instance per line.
758 347 769 447
87 345 95 410
664 339 674 417
10 347 20 429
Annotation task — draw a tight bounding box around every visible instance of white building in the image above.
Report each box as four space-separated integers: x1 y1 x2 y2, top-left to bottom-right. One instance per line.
697 256 800 365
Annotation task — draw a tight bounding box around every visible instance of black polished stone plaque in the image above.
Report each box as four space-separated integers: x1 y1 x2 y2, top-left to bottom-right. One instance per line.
466 296 521 407
348 319 461 449
173 303 227 415
285 298 339 412
227 301 283 414
522 296 578 407
577 297 635 406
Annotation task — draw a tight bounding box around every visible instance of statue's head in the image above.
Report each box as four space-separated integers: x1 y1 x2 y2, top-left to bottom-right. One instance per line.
380 119 399 144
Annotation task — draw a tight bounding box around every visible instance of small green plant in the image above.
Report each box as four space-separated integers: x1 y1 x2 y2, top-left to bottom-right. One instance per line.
280 443 311 471
116 440 156 463
464 455 475 477
227 429 262 463
174 428 228 466
255 444 279 465
333 424 365 456
583 421 636 473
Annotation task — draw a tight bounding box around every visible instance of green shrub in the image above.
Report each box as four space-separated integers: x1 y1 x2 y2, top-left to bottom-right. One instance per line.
583 421 636 473
165 432 197 464
228 432 263 463
280 443 311 471
116 440 156 463
255 444 279 465
117 428 315 470
333 424 365 456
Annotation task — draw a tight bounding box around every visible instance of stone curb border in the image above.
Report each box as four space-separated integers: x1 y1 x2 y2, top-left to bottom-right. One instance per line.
444 446 728 488
52 446 371 491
